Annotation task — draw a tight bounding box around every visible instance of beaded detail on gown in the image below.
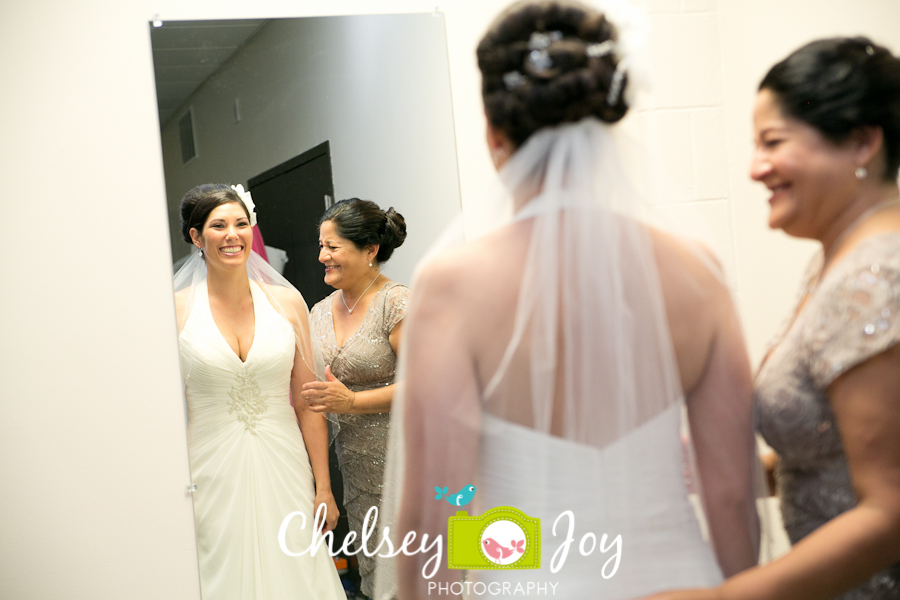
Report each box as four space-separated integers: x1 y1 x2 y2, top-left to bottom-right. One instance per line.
309 281 409 597
756 233 900 599
178 280 344 600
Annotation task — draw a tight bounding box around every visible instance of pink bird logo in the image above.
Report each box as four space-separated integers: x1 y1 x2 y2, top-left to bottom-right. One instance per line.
482 538 525 563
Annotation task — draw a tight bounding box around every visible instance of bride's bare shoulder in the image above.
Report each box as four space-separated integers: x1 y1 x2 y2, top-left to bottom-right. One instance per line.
260 282 305 307
649 227 729 303
649 227 735 391
255 282 309 329
415 246 472 296
415 222 530 298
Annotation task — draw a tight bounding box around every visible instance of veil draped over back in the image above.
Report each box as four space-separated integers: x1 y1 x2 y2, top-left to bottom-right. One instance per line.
376 116 759 599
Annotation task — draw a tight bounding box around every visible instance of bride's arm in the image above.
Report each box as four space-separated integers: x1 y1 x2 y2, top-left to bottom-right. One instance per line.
685 290 759 576
654 233 759 577
396 259 481 600
283 290 339 532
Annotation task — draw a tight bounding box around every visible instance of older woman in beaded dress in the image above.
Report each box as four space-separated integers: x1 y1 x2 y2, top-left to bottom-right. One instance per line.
301 198 409 598
649 37 900 600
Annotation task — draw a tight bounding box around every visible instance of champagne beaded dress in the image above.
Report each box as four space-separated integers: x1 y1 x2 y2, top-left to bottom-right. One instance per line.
310 282 409 597
756 233 900 599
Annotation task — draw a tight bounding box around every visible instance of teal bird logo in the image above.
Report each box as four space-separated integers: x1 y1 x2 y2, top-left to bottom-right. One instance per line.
435 485 477 507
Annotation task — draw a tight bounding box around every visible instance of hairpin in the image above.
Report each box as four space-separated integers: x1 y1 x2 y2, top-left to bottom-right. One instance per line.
527 49 553 74
607 63 626 106
528 30 562 50
503 70 527 90
586 40 616 58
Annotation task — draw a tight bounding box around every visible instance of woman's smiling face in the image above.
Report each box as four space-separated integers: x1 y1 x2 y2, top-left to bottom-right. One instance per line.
750 89 861 239
318 219 372 290
191 201 253 267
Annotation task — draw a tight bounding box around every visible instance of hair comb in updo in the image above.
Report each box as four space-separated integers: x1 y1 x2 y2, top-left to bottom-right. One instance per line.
502 30 624 106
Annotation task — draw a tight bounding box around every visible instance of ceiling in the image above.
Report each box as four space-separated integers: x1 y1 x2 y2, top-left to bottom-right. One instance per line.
151 19 268 126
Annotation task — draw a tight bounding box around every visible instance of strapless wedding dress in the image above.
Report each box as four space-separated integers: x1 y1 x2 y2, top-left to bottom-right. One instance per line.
473 403 723 597
179 280 344 600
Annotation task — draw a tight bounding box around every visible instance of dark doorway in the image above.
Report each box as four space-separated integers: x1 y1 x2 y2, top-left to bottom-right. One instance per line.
248 141 335 307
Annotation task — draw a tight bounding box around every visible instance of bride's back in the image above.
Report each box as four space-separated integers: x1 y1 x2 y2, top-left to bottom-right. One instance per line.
390 5 758 595
425 216 730 430
410 208 757 579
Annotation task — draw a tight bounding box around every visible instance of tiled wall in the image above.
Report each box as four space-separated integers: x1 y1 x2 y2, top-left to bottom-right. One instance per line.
635 0 738 282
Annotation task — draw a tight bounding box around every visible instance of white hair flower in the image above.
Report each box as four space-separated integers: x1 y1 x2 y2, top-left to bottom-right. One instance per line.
230 184 257 227
597 0 651 107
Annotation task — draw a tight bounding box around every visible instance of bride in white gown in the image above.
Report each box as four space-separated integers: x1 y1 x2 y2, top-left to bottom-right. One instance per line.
174 184 345 600
378 2 760 598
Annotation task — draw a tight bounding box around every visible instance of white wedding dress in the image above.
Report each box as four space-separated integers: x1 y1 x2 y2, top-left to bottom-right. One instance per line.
474 405 723 596
376 119 756 600
179 279 345 600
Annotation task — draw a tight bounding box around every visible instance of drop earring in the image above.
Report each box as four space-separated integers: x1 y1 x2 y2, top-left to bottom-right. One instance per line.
369 262 373 267
856 166 868 179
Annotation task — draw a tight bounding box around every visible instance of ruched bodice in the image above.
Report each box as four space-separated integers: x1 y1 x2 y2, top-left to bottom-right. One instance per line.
178 280 344 600
474 404 722 597
180 280 299 443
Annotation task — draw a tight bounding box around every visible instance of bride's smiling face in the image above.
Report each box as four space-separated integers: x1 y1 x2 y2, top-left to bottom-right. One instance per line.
191 201 253 267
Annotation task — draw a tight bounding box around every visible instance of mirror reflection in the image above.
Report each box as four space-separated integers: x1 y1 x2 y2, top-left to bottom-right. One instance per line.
151 13 461 598
153 14 462 299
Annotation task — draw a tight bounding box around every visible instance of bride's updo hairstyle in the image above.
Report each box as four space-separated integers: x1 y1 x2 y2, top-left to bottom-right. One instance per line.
319 198 407 264
477 0 628 148
180 183 251 244
760 37 900 181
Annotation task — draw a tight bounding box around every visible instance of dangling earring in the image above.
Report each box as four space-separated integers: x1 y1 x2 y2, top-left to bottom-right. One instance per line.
369 262 373 267
856 166 868 179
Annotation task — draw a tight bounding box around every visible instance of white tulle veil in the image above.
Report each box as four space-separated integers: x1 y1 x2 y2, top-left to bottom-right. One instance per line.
375 111 765 598
373 1 764 596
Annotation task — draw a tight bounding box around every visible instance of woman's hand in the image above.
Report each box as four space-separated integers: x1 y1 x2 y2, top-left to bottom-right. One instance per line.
314 489 340 533
301 366 356 414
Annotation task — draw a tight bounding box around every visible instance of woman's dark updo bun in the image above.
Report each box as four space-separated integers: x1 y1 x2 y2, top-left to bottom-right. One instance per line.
478 0 628 148
760 37 900 181
320 198 407 264
179 183 250 244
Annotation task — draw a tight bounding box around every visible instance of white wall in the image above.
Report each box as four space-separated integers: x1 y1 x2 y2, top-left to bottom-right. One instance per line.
161 14 461 286
718 0 900 363
3 1 900 598
0 3 483 598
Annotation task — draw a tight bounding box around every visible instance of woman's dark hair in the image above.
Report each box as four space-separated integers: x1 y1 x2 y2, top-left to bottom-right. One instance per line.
760 37 900 181
319 198 407 263
477 0 628 148
180 183 250 244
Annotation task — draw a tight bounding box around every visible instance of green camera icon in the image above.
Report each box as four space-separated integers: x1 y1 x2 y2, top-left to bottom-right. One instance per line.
447 506 541 570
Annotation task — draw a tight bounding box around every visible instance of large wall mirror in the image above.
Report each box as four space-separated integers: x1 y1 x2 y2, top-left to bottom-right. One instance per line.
153 13 462 299
150 12 461 594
